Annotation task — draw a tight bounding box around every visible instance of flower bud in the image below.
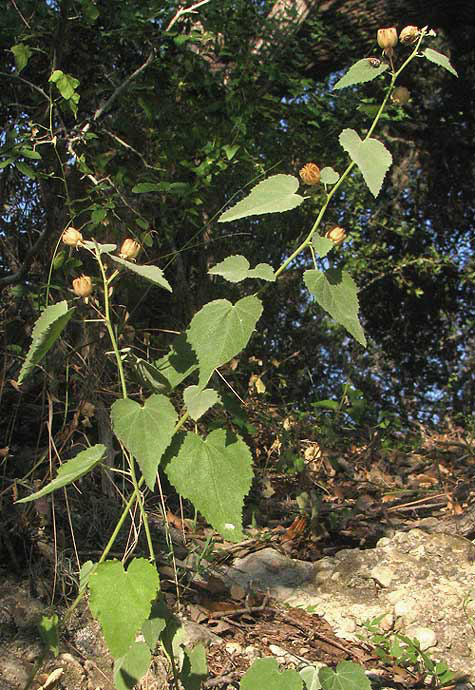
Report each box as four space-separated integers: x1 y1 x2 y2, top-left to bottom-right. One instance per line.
119 238 141 260
391 86 410 105
72 275 93 299
62 227 83 247
399 25 420 45
325 226 346 245
299 163 320 186
377 27 398 55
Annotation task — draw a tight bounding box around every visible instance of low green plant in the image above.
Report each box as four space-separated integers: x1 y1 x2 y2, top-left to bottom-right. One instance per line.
362 615 456 687
14 23 459 690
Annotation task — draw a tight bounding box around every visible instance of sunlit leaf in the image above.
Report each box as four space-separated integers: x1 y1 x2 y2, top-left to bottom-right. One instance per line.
165 429 253 542
209 255 275 283
422 48 458 77
241 657 303 690
304 269 366 346
218 174 305 222
18 301 75 384
109 255 172 292
183 385 220 421
318 661 371 690
11 43 32 73
89 558 159 658
16 445 107 503
334 58 389 90
339 128 392 197
186 295 263 387
320 167 340 185
111 394 177 489
114 642 151 690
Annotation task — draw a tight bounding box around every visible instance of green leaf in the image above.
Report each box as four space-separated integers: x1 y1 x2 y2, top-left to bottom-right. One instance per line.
142 599 168 651
319 661 371 690
79 560 95 595
304 269 366 347
114 642 151 690
357 104 380 118
11 43 32 73
422 48 458 77
82 240 117 255
132 181 190 195
16 445 107 503
218 174 305 222
111 394 178 490
312 235 335 259
209 255 275 283
49 70 80 100
165 429 253 542
38 615 59 657
186 295 263 387
300 665 323 690
153 335 199 390
320 167 340 185
184 385 220 421
128 355 173 393
109 255 172 292
15 160 36 179
339 128 392 197
240 657 303 690
312 399 339 411
334 58 389 90
20 148 42 160
18 301 76 384
223 144 239 160
0 157 15 169
181 644 208 690
89 558 159 658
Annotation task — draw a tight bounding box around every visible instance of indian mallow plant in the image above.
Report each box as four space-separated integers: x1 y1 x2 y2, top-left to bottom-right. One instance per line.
15 25 458 690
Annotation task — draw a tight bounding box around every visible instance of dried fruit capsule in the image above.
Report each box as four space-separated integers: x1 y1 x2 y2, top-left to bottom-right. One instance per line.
325 226 346 245
399 26 420 45
377 27 398 56
391 86 410 105
62 227 83 247
72 275 93 299
299 163 321 186
119 238 141 260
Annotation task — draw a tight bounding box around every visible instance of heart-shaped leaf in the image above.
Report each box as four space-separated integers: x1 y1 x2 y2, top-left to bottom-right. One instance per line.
240 658 303 690
318 661 371 690
218 174 305 222
164 429 253 542
304 269 366 346
186 295 263 387
111 394 177 489
89 558 159 658
320 167 340 185
184 385 220 421
339 128 392 197
312 235 335 259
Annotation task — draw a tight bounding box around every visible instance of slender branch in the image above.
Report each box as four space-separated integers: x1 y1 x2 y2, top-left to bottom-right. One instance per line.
93 49 155 121
166 0 212 32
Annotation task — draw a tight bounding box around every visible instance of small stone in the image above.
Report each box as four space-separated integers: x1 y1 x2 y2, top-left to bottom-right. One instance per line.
379 613 394 631
394 598 415 618
269 644 286 657
225 642 242 655
370 566 394 587
406 625 437 650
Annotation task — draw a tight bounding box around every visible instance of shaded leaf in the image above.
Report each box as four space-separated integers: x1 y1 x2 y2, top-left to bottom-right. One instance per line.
181 644 208 690
114 642 151 690
184 385 220 421
313 235 334 259
16 444 107 503
15 160 36 178
165 429 253 542
422 48 458 77
38 615 59 657
334 58 389 90
18 301 76 384
339 128 392 197
300 665 323 690
89 558 159 658
111 394 177 490
142 599 168 651
109 255 172 292
219 174 304 222
153 335 199 391
304 269 366 346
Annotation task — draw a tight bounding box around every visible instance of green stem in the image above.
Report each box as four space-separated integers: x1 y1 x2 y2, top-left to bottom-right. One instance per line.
274 32 426 280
